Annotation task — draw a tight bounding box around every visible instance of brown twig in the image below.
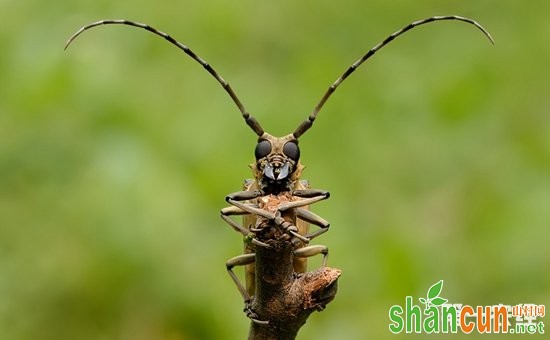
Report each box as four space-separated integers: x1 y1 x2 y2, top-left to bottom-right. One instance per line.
247 203 341 340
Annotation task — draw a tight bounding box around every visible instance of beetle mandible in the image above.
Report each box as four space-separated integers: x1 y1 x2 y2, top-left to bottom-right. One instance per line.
66 15 493 323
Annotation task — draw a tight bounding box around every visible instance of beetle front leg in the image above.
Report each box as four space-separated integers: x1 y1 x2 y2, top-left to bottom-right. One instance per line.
222 189 271 220
226 198 275 221
221 194 276 248
292 189 330 199
225 189 263 202
278 189 330 211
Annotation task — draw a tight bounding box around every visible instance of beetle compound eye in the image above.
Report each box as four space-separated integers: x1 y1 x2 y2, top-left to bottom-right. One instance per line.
255 140 272 159
283 141 300 161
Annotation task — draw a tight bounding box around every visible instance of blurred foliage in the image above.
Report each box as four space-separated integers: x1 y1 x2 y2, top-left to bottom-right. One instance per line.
1 0 548 339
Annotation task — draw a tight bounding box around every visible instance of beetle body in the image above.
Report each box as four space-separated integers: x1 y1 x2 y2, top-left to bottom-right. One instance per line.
221 133 330 317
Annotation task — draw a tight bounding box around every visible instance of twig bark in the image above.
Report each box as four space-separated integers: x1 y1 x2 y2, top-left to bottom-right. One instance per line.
247 205 341 340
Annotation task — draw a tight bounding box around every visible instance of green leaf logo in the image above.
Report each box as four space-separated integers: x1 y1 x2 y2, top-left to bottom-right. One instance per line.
428 280 443 299
420 280 448 312
431 297 448 306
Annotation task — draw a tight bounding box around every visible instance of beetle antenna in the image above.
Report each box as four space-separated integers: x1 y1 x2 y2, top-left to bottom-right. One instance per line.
65 19 265 136
293 15 494 138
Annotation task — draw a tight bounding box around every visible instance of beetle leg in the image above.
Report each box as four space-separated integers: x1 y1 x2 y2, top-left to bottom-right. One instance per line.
246 307 269 325
278 190 330 211
288 229 311 244
221 214 250 236
296 208 330 241
226 253 255 305
225 190 263 201
294 244 329 267
292 189 330 199
287 208 330 244
220 205 248 216
221 214 271 249
226 254 268 324
227 198 275 221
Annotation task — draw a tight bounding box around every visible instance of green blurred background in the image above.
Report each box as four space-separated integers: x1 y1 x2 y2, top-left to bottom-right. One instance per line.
1 0 548 339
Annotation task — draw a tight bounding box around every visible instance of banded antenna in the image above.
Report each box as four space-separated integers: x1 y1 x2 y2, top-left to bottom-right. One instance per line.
66 16 493 139
292 15 494 138
65 20 265 136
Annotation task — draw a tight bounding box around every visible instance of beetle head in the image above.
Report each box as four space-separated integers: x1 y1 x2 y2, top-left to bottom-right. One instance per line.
252 133 303 194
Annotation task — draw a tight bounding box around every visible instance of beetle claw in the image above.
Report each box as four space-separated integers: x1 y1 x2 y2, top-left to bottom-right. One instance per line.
289 229 310 244
251 237 272 249
244 302 269 325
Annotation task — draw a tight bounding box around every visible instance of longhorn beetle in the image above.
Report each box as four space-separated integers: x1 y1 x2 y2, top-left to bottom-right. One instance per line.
66 15 493 324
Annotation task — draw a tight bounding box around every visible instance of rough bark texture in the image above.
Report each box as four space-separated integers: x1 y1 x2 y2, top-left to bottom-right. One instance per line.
247 197 341 340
